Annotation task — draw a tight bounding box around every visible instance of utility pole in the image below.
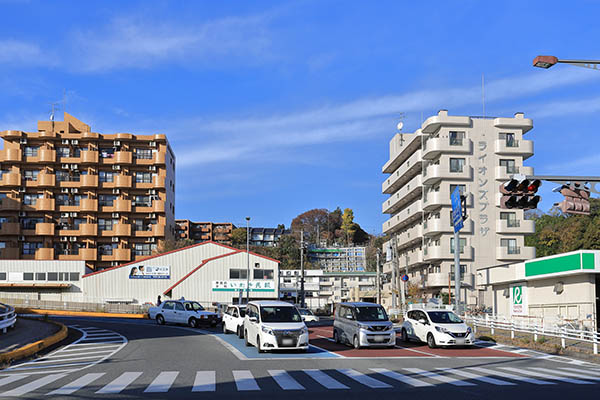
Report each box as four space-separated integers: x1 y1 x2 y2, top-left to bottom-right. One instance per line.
245 217 250 304
376 250 381 304
453 229 461 312
391 235 397 309
300 230 305 308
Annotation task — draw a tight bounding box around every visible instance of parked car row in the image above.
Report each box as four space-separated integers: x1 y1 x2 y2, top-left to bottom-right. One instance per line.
148 299 221 328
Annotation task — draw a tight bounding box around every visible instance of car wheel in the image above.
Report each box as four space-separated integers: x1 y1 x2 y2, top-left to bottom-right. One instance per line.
245 330 251 347
401 328 409 343
188 318 198 328
427 333 437 349
156 314 165 325
222 322 228 334
333 329 339 344
353 335 360 349
257 336 265 353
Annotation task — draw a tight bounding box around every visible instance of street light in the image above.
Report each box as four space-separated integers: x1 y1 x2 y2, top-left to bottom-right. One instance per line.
246 217 250 304
533 55 600 71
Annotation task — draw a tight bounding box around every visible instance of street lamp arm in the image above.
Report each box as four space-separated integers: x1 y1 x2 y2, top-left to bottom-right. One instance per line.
560 60 600 71
533 55 600 70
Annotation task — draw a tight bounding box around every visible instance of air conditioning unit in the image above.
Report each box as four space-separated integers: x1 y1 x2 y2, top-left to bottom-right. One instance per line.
61 188 69 193
70 164 78 170
19 138 27 144
148 213 156 218
71 139 79 145
71 188 78 194
148 237 156 243
112 188 120 194
148 166 157 171
69 236 77 242
149 141 157 147
112 237 119 243
18 236 25 241
61 212 70 218
112 213 120 218
61 139 70 145
18 211 26 217
149 189 156 195
60 237 68 242
70 212 78 217
151 195 158 201
113 140 121 147
131 202 137 206
61 164 69 169
111 261 119 267
18 187 26 193
112 165 121 171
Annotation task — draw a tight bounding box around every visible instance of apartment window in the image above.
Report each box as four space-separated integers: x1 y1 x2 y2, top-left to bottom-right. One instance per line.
134 195 151 207
134 149 152 159
499 132 517 147
22 242 42 255
73 218 86 229
98 218 116 231
57 147 70 158
0 272 5 280
72 147 81 157
450 265 467 277
450 184 466 195
501 238 519 254
99 195 116 207
69 272 80 281
23 170 39 181
99 243 117 255
500 212 520 228
133 243 152 256
23 272 34 280
253 269 274 280
56 194 69 206
56 171 69 182
449 158 465 173
135 172 152 183
450 237 466 254
35 272 46 280
24 146 39 157
500 159 518 174
100 148 115 158
449 131 464 146
48 272 58 281
229 269 248 279
72 195 82 206
99 171 114 182
23 193 42 205
132 219 144 232
22 217 42 229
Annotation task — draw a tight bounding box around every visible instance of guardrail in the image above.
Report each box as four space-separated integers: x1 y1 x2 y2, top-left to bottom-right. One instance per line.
0 303 16 333
465 314 600 355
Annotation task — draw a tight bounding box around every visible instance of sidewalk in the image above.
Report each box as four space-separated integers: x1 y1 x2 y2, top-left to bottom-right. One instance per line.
0 318 61 353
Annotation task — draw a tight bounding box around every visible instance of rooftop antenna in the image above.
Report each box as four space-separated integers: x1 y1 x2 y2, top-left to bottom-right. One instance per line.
482 73 485 118
62 89 67 115
397 112 405 144
49 102 60 122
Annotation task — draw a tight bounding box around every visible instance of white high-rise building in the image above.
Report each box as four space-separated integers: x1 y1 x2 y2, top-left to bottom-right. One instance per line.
381 110 536 308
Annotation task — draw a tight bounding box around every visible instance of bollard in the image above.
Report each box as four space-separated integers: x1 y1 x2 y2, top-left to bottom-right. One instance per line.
594 333 598 355
491 320 495 335
561 328 566 349
511 321 515 339
534 325 538 342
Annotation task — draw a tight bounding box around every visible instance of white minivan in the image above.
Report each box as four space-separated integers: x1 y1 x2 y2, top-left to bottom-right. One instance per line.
243 301 309 353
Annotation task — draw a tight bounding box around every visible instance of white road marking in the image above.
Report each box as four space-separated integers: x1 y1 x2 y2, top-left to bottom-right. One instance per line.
530 368 600 381
192 371 216 392
403 368 475 386
500 367 593 384
436 368 515 385
0 375 28 388
268 370 305 390
144 371 179 393
337 369 392 389
560 367 600 377
96 372 143 394
1 373 67 397
232 370 260 391
468 367 554 385
46 373 105 395
303 369 349 389
370 368 433 387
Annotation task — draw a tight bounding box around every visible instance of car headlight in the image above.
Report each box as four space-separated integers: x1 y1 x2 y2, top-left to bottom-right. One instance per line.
300 327 309 335
435 326 449 334
261 326 274 335
467 327 472 334
358 324 369 330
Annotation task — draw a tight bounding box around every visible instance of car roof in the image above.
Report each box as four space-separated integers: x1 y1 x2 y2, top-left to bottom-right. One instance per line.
248 300 295 307
339 302 381 307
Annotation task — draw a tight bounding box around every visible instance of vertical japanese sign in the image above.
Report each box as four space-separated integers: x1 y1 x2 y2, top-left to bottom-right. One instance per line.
477 140 490 237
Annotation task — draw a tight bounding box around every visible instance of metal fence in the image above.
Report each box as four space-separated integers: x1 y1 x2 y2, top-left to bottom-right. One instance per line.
465 314 600 355
0 303 16 333
2 297 151 315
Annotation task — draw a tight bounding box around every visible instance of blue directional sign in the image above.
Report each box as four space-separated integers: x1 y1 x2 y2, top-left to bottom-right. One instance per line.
451 186 463 233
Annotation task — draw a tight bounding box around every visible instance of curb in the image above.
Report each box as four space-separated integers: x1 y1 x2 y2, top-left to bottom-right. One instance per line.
14 308 148 319
0 318 68 364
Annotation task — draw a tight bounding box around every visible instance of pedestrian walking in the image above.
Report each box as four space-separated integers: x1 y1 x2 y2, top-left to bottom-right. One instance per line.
156 295 162 306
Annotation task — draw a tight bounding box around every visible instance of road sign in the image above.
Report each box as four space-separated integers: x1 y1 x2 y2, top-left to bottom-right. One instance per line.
451 186 463 233
401 274 409 282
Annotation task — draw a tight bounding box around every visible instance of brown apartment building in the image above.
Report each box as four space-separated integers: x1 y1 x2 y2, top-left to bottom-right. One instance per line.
0 113 176 271
176 220 235 245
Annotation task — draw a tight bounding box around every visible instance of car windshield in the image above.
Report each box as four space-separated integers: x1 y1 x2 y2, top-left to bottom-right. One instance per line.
427 311 463 324
238 307 246 317
355 306 388 322
184 302 205 311
298 309 311 315
260 306 302 323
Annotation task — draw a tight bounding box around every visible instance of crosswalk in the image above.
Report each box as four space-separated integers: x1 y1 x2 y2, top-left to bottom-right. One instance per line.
0 366 599 395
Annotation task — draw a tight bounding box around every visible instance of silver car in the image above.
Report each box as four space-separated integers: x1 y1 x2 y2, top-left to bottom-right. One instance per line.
332 302 395 349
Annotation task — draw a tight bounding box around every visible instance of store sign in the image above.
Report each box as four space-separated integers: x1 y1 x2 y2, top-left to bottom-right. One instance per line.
510 284 527 316
212 280 275 292
129 265 170 279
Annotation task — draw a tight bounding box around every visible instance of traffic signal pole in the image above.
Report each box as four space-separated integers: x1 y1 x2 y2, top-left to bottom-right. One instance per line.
453 229 460 312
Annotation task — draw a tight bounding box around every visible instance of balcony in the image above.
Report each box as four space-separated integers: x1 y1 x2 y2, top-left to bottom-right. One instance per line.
495 165 534 181
404 249 424 267
101 223 132 237
80 198 98 212
0 149 22 162
496 218 535 234
114 198 132 212
422 137 473 160
81 150 99 164
0 197 20 211
81 223 98 236
382 132 422 174
37 173 56 187
382 150 423 195
39 130 56 138
496 246 535 261
35 223 55 236
153 175 166 188
39 149 56 163
35 198 55 212
0 247 19 258
114 151 132 164
80 248 97 261
494 139 534 159
153 152 165 164
396 224 423 249
0 173 20 186
423 164 473 185
152 200 165 213
34 247 54 260
424 244 474 262
58 253 82 261
82 131 99 139
382 200 422 235
382 175 422 215
426 272 475 288
134 180 153 190
114 174 132 188
81 174 99 187
0 222 20 235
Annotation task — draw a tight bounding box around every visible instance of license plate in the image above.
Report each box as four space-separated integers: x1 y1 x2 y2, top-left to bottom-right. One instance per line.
374 336 385 342
282 338 293 346
455 338 465 345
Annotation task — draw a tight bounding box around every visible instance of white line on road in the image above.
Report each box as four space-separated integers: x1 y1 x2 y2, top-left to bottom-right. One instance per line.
1 373 67 397
560 367 600 377
268 370 305 390
303 369 348 389
192 371 216 392
403 368 475 386
468 367 554 385
436 368 515 386
46 373 105 395
0 375 28 388
370 368 433 387
232 370 260 391
337 369 392 389
144 371 179 393
530 368 600 381
96 372 143 394
500 367 593 385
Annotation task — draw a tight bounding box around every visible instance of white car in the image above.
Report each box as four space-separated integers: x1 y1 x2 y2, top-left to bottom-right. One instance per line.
222 305 246 338
148 300 221 328
298 308 320 323
243 300 309 353
400 308 474 348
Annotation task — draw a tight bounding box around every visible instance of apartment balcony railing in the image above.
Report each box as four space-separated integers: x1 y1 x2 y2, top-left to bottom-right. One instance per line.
494 139 534 159
100 223 132 237
495 165 534 181
496 246 535 261
382 174 422 215
382 133 422 174
382 200 422 235
424 244 474 262
81 150 99 164
423 164 473 185
496 219 535 234
35 222 55 236
0 198 20 211
382 150 423 195
0 173 20 186
100 248 131 262
0 148 22 162
81 174 99 187
34 247 54 260
0 222 20 235
422 137 473 160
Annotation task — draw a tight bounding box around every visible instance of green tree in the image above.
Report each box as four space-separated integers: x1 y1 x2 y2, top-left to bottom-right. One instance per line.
231 228 247 249
152 239 194 255
341 208 356 245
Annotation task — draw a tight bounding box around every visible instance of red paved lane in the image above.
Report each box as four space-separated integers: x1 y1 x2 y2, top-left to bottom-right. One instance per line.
309 326 525 358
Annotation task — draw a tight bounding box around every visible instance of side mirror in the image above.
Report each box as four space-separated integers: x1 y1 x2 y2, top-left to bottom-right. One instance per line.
418 318 428 325
249 317 258 323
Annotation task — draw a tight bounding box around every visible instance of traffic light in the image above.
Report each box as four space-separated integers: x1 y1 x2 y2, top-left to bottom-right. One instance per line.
499 178 541 210
555 183 590 215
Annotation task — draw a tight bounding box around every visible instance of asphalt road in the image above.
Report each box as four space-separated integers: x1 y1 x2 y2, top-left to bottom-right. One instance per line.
0 316 599 399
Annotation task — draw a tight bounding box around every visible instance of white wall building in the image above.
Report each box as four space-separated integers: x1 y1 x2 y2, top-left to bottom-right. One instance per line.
381 110 536 308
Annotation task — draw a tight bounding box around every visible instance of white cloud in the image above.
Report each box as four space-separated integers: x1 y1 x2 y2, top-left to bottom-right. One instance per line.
0 40 45 65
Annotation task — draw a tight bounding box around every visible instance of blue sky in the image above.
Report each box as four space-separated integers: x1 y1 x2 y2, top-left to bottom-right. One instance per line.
2 0 600 234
